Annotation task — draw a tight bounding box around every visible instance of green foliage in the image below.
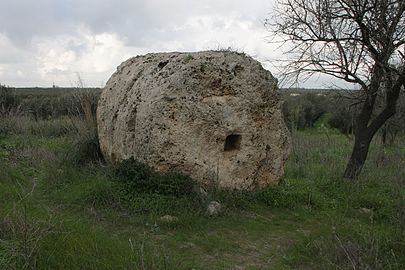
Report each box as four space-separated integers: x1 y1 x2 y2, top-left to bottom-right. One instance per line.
0 211 55 270
0 84 21 115
327 95 358 135
379 93 405 144
67 120 103 166
0 173 55 270
281 90 359 136
1 87 405 269
112 157 195 198
19 88 100 120
289 224 405 269
282 91 328 130
0 87 100 120
257 182 324 209
183 54 194 63
64 87 103 166
1 127 404 269
0 115 74 137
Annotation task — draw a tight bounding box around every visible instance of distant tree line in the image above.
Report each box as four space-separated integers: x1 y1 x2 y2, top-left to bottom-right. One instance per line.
1 84 404 145
0 84 99 120
282 89 405 144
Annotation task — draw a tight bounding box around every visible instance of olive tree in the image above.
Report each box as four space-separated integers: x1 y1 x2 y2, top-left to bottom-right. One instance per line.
267 0 405 179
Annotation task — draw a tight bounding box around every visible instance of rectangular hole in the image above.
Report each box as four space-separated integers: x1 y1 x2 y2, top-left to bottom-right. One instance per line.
224 134 241 151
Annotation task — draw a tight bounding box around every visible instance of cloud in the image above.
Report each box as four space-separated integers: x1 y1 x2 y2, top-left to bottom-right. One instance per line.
33 28 130 86
0 0 341 88
0 0 270 46
0 34 28 66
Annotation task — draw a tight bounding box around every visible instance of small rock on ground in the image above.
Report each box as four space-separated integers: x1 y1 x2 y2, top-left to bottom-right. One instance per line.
207 201 223 216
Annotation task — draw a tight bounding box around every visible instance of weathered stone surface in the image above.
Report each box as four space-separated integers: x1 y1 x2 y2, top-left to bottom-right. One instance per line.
97 51 290 190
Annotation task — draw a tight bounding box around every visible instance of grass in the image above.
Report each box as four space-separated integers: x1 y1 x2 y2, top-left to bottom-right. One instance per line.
0 113 404 269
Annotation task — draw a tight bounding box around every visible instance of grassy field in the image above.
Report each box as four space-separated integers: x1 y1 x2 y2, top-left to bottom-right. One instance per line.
1 99 405 269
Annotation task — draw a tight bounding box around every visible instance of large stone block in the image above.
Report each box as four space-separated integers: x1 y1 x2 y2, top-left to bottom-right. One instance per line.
97 51 290 190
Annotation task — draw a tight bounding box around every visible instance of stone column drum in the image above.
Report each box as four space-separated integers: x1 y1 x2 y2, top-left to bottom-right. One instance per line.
97 51 291 190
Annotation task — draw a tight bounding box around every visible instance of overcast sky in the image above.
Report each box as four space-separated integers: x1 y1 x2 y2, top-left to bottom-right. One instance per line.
0 0 342 88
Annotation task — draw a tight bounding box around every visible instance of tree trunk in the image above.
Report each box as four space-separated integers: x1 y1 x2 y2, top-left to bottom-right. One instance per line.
343 132 372 179
343 74 403 179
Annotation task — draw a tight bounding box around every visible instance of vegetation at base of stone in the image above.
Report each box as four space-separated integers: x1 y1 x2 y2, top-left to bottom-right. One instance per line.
67 120 104 166
65 88 103 166
112 157 196 198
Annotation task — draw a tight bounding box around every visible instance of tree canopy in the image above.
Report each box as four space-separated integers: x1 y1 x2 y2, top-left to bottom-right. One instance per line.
268 0 405 179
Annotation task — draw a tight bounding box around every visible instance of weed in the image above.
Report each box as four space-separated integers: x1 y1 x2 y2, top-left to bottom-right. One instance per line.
0 84 22 116
0 179 57 270
66 120 103 165
294 225 405 269
184 54 194 63
65 76 103 165
0 115 74 137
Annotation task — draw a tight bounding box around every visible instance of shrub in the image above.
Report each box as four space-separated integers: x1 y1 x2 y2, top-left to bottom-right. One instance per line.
0 115 74 137
379 93 405 145
282 91 328 130
15 88 100 120
0 84 22 116
280 90 375 136
66 84 103 165
67 119 103 165
111 157 195 198
327 95 358 135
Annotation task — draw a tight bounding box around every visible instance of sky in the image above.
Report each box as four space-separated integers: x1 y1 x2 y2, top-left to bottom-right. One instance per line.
0 0 343 88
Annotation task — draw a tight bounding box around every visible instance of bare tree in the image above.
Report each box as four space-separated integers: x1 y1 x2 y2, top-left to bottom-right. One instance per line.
267 0 405 179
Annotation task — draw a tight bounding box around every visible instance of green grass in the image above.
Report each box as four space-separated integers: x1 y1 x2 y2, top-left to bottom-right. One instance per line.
0 115 404 269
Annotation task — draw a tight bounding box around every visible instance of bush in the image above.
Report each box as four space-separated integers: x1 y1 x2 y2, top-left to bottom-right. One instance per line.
0 84 22 116
111 157 195 198
379 93 405 145
67 119 103 165
280 90 371 136
66 87 103 165
327 95 358 135
282 91 328 130
0 115 74 137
